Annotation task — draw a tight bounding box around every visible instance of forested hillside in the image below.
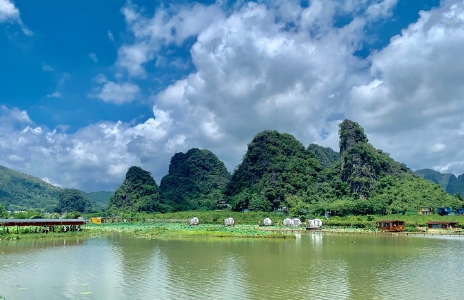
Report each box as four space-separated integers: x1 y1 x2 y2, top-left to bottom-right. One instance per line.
0 165 60 211
307 144 339 168
225 130 321 212
107 166 167 213
160 148 231 211
86 191 114 211
416 169 464 197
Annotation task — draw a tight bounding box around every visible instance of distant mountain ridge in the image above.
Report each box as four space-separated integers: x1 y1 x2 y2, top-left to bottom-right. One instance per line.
415 169 464 197
0 164 113 211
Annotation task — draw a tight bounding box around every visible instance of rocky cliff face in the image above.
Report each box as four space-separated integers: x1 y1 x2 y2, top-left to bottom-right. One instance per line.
338 119 408 198
307 144 339 168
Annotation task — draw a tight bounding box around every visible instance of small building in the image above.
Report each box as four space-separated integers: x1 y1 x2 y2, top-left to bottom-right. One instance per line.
306 218 322 230
437 207 453 216
216 200 230 209
427 221 460 230
419 207 433 215
456 208 464 216
276 207 288 214
377 220 405 232
90 217 105 224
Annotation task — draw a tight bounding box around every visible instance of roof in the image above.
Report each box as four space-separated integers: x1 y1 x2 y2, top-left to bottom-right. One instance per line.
377 220 405 223
427 221 459 225
0 219 88 226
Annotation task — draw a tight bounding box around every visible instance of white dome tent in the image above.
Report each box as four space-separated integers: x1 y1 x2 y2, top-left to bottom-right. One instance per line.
283 218 293 226
224 217 234 226
263 218 272 226
189 217 199 226
292 218 302 226
306 218 323 229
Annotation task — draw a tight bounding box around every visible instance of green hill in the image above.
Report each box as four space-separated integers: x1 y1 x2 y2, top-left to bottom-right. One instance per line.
0 165 61 211
160 148 231 211
107 166 167 213
307 144 339 168
416 169 464 197
225 130 320 212
223 120 461 215
86 191 114 211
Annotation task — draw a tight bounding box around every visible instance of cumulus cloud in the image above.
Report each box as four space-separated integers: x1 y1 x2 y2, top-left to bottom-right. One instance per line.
0 106 177 191
5 0 464 192
347 0 464 174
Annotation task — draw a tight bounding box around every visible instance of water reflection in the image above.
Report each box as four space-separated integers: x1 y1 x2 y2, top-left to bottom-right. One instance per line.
1 234 463 299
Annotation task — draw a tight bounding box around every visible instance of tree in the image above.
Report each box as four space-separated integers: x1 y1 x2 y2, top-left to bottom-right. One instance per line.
0 203 8 218
57 189 92 213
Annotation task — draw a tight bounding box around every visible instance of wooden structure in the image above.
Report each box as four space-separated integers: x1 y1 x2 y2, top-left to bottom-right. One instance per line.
419 207 432 215
189 217 199 225
377 220 405 232
90 217 105 224
306 218 322 230
224 217 234 226
0 218 87 234
427 221 460 230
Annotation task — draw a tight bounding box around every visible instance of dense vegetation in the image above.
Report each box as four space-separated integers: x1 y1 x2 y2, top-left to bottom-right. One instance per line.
0 165 61 211
160 148 231 211
56 188 92 213
225 130 321 212
307 144 339 168
107 166 167 213
1 119 462 218
86 191 113 211
416 169 464 197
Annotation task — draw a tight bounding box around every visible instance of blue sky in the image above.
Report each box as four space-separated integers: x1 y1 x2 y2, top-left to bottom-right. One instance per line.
1 0 464 191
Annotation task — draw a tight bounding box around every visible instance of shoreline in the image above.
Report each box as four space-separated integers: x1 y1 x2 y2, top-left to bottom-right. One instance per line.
2 222 464 241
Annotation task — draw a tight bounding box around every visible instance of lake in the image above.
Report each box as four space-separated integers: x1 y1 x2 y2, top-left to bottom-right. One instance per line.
0 233 463 299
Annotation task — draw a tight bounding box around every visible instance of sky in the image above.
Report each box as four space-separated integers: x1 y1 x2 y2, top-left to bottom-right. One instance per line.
1 0 464 192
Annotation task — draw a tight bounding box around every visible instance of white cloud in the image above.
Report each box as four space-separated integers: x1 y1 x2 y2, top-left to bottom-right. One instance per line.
0 0 19 22
108 30 114 41
6 0 464 192
346 0 464 174
89 53 98 63
42 64 53 72
0 0 32 35
92 76 140 104
47 91 61 98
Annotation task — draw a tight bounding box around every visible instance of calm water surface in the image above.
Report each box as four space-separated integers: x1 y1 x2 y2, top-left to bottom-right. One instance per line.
1 233 463 299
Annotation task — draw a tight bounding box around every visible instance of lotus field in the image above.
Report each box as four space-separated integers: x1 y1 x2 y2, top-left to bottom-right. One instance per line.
86 222 294 238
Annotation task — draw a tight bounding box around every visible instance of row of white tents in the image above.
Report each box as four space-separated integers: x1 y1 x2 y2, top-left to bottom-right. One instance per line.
188 217 322 228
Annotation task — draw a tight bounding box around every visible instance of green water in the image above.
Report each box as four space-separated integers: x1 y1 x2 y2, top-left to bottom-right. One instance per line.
0 233 463 299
